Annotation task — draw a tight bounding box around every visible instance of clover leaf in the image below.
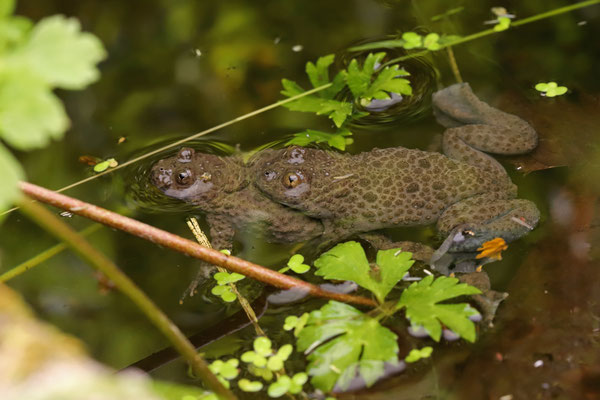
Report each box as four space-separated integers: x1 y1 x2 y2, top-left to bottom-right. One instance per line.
213 271 245 285
405 346 433 363
283 313 309 337
238 378 263 392
211 285 237 302
401 32 423 49
423 33 441 50
314 241 414 304
535 82 568 97
287 254 311 273
297 301 399 392
286 128 354 151
396 275 481 342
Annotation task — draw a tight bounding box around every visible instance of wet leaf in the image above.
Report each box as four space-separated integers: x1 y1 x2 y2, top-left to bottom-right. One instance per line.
19 15 106 89
405 346 433 363
238 379 263 392
314 241 414 304
297 301 399 392
396 275 481 342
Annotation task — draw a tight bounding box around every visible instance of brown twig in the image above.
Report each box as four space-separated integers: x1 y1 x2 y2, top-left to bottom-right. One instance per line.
19 181 377 307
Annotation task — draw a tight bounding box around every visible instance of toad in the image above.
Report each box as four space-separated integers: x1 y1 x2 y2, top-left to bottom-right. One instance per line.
254 83 540 261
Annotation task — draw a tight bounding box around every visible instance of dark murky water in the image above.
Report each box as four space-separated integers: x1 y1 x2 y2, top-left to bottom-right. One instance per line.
2 0 600 398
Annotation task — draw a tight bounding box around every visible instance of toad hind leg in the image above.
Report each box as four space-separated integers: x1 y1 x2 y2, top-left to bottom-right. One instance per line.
433 83 537 176
437 193 540 253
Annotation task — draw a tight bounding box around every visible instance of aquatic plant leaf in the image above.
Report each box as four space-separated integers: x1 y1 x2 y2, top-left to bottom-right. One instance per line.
401 32 423 49
405 346 433 363
396 275 481 342
0 71 69 150
281 80 352 127
286 128 353 151
238 379 263 392
18 15 106 89
361 65 411 101
314 241 414 304
346 52 385 98
0 142 24 214
296 301 398 392
347 52 412 102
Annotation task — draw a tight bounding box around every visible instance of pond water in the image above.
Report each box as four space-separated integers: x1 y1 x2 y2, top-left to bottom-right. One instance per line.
2 0 600 399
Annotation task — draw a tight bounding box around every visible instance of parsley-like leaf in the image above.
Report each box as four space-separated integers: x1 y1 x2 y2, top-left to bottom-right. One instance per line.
314 241 414 304
281 78 352 128
346 52 412 102
297 301 398 392
396 275 481 342
286 128 353 151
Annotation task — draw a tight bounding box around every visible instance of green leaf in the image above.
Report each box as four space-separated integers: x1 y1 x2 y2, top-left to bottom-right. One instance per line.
361 65 411 101
286 128 353 151
268 375 291 398
0 0 15 17
214 271 245 285
18 15 106 89
314 241 414 304
346 52 412 103
405 346 433 363
346 52 385 98
0 71 69 150
423 33 441 50
283 315 298 331
0 16 33 50
306 54 334 90
254 336 272 356
238 379 263 392
0 142 24 214
281 80 352 127
396 275 481 342
267 355 284 371
297 301 398 392
401 32 423 49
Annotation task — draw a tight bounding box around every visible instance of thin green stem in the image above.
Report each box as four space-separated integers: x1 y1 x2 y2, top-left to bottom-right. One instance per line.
17 197 236 400
357 0 600 65
0 223 103 283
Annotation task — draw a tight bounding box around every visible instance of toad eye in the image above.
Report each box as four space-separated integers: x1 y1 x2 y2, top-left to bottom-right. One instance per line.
282 171 305 188
175 169 194 186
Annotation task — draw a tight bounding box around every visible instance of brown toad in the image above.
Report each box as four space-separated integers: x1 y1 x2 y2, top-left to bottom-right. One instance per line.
254 83 540 258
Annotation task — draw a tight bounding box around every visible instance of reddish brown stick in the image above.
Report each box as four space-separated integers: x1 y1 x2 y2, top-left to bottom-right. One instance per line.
19 181 377 307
